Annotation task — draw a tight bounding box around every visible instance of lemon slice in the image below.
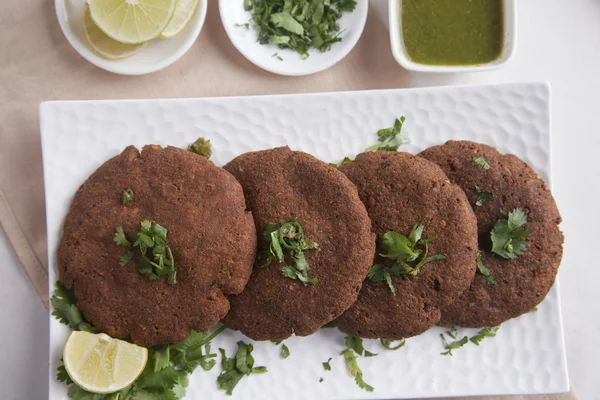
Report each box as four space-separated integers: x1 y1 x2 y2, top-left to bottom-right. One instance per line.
63 331 148 394
89 0 178 44
160 0 200 38
81 4 148 60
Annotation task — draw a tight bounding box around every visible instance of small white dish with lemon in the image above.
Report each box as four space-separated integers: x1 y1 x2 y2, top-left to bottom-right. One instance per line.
55 0 208 75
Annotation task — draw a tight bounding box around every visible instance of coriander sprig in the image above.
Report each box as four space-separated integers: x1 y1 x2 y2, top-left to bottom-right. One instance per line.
367 224 446 295
366 116 409 152
490 208 530 259
114 220 177 284
50 282 96 333
341 348 374 392
257 221 320 286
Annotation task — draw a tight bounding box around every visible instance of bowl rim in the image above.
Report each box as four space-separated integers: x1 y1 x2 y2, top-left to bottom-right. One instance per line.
389 0 517 73
54 0 208 76
218 0 369 76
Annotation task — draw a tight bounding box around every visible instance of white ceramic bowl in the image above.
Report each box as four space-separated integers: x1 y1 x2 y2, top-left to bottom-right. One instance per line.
219 0 368 76
54 0 208 75
389 0 517 73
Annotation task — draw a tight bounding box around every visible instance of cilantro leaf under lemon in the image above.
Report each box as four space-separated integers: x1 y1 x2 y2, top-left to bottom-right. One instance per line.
88 0 178 45
81 4 148 60
160 0 200 38
63 331 148 394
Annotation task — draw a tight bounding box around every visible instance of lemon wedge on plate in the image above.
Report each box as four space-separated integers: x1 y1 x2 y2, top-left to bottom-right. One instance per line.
160 0 200 38
63 331 148 394
89 0 178 44
81 4 148 60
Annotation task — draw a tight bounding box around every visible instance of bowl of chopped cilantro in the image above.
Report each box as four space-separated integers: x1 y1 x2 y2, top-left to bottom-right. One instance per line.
220 0 368 76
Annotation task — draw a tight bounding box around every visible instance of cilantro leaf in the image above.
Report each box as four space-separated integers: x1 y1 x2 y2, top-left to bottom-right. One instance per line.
57 364 73 385
322 358 332 371
113 226 132 247
281 344 290 359
187 137 212 159
490 208 530 259
259 221 320 286
474 186 493 207
440 334 469 356
122 189 134 205
380 339 405 350
171 326 225 373
471 157 491 170
344 336 377 357
153 345 170 371
218 342 267 396
50 282 96 333
341 349 374 392
476 250 495 287
366 117 409 152
470 327 499 346
119 251 135 267
368 224 446 294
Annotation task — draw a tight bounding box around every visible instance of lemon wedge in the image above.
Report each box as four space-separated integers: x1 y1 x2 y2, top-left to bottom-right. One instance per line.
160 0 200 38
82 4 148 60
63 331 148 394
88 0 178 44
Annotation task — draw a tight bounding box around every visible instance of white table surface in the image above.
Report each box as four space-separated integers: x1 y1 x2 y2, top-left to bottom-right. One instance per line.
1 0 598 399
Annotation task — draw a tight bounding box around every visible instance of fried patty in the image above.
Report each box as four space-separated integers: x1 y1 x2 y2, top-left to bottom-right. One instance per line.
335 152 478 339
419 140 564 327
222 147 376 341
58 145 256 347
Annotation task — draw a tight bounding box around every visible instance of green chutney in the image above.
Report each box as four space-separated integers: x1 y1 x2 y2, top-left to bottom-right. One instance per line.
402 0 504 66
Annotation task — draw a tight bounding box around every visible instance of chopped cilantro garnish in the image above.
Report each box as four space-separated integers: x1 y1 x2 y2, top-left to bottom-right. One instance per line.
440 333 468 356
344 336 377 357
380 338 405 350
476 250 495 287
272 52 283 61
490 208 530 259
235 22 250 29
471 157 491 170
218 342 267 395
122 188 134 204
187 137 212 159
245 0 357 58
367 224 446 295
319 377 324 383
474 185 493 207
257 221 320 286
50 282 96 333
470 327 499 346
341 348 374 392
531 307 538 312
322 358 332 371
366 117 409 152
114 220 177 284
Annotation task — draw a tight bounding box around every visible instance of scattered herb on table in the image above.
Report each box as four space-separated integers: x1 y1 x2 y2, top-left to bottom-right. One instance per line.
122 188 134 204
272 52 283 60
257 221 320 286
279 343 290 358
341 348 374 392
471 157 491 170
319 377 324 383
114 220 177 284
476 250 495 287
322 357 332 371
366 116 409 152
188 137 212 159
474 185 493 207
440 333 468 356
367 224 446 295
235 22 250 29
490 208 530 259
51 282 225 399
380 338 405 350
244 0 357 58
344 336 377 357
218 342 267 395
470 327 499 346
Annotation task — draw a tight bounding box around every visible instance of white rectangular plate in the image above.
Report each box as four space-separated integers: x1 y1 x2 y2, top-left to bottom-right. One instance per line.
41 82 568 400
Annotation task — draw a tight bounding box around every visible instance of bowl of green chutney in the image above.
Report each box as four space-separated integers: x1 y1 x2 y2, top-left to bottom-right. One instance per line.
389 0 516 72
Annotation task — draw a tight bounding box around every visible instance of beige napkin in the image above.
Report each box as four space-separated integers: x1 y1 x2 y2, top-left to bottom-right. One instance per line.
0 1 575 398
